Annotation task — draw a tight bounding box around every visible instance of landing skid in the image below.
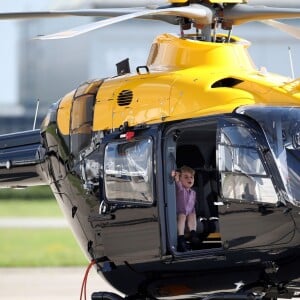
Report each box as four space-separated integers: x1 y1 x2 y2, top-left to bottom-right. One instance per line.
91 291 271 300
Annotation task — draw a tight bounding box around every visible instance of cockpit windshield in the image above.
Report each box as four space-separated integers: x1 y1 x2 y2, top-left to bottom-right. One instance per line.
237 106 300 204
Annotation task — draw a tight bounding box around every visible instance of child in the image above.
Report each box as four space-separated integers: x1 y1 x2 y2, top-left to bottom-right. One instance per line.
172 165 199 252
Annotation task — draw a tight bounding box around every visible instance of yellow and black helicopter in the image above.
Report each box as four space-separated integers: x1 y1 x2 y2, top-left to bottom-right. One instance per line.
2 0 300 299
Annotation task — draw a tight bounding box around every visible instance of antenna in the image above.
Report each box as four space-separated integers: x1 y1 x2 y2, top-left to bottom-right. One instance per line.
33 99 40 130
288 46 295 80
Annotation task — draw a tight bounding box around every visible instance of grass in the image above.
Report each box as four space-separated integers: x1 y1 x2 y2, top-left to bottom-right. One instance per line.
0 186 88 267
0 228 87 267
0 185 54 200
0 199 62 217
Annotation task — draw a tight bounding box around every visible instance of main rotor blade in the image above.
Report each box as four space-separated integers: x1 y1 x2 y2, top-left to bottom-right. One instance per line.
224 4 300 25
34 5 212 40
0 8 143 20
260 19 300 40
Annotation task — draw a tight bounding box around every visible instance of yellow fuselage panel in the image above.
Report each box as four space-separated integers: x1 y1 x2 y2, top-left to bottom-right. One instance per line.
209 0 247 3
234 73 300 105
168 72 254 118
93 73 177 130
92 69 300 131
92 70 251 131
57 90 74 135
168 0 188 3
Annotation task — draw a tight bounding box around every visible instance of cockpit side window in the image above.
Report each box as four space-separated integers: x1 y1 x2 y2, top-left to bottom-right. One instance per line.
218 123 278 204
236 106 300 204
104 138 154 204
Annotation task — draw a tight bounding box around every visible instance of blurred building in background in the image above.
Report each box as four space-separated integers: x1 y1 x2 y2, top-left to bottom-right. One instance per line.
0 0 299 133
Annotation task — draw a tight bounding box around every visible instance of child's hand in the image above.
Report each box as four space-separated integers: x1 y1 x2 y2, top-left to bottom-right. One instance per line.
171 170 180 182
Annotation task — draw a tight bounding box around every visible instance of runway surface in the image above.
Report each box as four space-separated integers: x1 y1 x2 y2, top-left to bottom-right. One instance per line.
0 267 120 300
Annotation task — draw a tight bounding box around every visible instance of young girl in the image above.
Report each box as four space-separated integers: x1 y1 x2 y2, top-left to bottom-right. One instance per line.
172 165 199 252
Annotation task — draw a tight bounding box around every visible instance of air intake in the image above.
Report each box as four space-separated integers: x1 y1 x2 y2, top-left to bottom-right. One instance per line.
211 77 243 88
117 90 133 106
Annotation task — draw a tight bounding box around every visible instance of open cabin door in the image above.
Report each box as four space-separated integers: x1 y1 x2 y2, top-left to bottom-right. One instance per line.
163 119 223 257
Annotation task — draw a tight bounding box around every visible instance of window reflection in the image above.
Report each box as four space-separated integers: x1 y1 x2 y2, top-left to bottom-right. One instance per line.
236 106 300 204
104 138 153 204
219 124 278 204
70 95 95 154
220 146 266 175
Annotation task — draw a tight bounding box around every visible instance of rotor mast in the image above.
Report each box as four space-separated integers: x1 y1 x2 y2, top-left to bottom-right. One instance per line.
172 0 246 41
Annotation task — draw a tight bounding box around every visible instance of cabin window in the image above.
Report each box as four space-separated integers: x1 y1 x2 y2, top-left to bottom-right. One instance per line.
104 138 154 204
237 106 300 204
71 95 94 133
70 94 95 154
218 124 278 204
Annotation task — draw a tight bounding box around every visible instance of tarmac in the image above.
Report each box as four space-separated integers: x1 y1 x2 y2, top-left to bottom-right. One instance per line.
0 217 68 228
0 267 120 300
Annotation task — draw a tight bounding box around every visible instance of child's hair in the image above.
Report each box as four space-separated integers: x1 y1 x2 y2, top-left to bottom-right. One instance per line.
179 165 195 176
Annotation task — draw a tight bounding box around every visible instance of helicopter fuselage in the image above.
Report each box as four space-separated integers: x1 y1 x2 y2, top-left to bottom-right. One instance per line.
1 33 300 299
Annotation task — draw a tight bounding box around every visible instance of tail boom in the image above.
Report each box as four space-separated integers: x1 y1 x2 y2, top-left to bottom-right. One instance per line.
0 130 47 188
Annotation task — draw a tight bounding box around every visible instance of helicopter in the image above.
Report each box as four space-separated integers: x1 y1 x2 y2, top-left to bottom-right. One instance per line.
2 0 300 299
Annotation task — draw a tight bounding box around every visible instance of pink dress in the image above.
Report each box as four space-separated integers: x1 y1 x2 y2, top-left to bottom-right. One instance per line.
175 181 196 215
